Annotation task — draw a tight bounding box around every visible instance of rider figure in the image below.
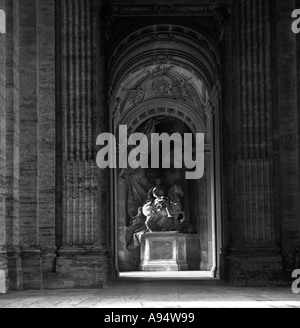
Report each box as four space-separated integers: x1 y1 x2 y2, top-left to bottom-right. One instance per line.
146 178 173 218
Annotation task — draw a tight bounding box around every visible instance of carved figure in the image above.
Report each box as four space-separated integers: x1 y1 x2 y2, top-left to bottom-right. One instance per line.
142 183 184 232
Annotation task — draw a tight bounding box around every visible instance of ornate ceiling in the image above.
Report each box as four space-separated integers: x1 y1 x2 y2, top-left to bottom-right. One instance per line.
105 2 228 136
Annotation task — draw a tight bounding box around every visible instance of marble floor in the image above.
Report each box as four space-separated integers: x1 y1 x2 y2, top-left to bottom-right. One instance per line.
0 274 299 308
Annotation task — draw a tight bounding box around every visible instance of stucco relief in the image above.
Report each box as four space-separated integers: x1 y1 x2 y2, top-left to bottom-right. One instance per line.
117 65 205 119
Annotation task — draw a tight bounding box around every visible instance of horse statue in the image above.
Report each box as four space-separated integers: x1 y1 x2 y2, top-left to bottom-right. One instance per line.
142 183 184 232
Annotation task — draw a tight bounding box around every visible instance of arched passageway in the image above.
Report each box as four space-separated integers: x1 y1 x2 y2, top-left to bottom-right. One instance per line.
108 24 222 276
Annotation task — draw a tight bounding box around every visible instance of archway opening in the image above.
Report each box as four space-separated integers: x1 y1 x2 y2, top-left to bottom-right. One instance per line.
115 114 214 276
108 24 221 279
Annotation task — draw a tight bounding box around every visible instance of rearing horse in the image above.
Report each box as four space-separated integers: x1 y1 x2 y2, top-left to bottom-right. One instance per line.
142 184 184 232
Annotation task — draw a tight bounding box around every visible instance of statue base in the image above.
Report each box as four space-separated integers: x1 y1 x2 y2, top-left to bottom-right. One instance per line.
139 232 200 271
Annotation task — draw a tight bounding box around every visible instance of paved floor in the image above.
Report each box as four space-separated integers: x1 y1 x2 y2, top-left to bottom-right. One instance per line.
0 276 299 308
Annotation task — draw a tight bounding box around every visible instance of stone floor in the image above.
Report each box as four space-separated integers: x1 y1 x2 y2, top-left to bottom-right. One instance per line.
0 274 299 308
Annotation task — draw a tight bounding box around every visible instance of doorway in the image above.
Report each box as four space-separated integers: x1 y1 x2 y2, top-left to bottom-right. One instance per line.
107 24 222 279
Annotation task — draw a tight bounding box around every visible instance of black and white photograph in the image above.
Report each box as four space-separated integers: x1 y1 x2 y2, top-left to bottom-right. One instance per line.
0 0 300 313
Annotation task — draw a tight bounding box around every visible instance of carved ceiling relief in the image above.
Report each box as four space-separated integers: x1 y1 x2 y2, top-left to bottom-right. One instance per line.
111 64 210 133
128 85 146 107
120 65 201 114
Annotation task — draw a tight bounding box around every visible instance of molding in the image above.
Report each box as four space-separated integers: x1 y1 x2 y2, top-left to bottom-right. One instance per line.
101 1 232 42
106 1 232 17
213 4 232 41
57 245 105 255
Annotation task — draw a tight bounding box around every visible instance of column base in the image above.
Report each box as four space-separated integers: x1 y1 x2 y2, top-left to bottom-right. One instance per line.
2 245 116 290
47 245 114 289
7 246 22 291
220 246 289 286
21 247 43 290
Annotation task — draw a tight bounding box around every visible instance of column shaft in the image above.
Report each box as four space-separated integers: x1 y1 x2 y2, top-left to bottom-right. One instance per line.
61 0 98 246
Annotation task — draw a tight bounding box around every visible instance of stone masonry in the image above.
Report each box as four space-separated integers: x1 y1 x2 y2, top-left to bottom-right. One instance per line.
0 0 299 291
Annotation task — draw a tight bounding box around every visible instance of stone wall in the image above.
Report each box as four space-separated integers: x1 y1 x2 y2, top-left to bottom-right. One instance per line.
221 0 300 286
0 0 114 291
0 0 57 290
0 0 300 290
277 0 300 273
4 0 22 291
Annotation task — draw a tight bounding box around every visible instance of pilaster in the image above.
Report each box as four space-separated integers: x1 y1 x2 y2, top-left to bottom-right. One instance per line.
221 0 283 286
56 0 115 287
277 0 300 273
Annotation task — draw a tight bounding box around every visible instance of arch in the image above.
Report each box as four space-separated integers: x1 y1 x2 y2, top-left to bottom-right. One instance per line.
109 24 221 138
108 22 222 277
109 24 220 94
116 100 206 137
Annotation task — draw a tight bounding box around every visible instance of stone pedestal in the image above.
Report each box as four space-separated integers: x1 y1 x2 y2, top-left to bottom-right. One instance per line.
139 232 200 271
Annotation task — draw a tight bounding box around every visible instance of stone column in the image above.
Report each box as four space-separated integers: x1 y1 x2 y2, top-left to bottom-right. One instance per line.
60 0 98 247
96 0 110 249
0 0 57 291
277 0 300 273
95 0 115 284
18 3 39 283
222 0 282 286
3 0 22 291
36 0 57 285
56 0 112 288
219 21 232 257
16 0 56 290
13 0 43 290
205 85 221 277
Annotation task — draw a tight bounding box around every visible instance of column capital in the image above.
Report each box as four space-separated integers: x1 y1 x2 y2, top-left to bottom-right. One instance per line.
98 0 114 40
213 4 232 41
